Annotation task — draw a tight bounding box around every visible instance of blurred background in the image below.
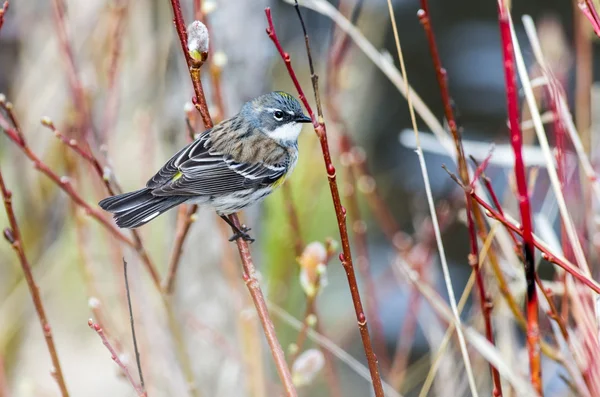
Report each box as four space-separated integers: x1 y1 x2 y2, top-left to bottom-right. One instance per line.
0 0 598 396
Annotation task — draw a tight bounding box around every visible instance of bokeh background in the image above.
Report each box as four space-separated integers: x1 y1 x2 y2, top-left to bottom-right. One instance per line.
0 0 597 396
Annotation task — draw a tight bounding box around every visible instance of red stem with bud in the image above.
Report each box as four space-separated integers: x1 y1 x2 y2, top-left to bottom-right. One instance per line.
167 2 296 394
418 3 502 393
265 7 384 396
497 1 542 392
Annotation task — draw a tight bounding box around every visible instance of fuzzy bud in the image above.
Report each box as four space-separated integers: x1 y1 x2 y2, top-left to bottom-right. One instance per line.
40 116 54 128
201 0 217 15
298 242 328 297
292 349 325 387
187 21 209 61
212 51 228 68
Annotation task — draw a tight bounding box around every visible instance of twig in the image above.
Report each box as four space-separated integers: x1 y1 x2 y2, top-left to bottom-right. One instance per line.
101 0 129 143
0 111 162 289
324 0 392 373
123 259 145 392
88 319 146 397
382 1 479 395
467 188 600 294
50 0 93 143
163 204 197 293
163 0 212 294
266 7 384 396
0 169 70 397
229 215 297 396
418 4 502 394
497 2 541 392
578 0 600 37
167 2 296 393
0 1 8 35
269 302 402 397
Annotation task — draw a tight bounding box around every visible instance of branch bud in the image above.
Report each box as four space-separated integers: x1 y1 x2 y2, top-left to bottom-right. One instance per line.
298 242 328 297
187 21 209 62
292 349 325 387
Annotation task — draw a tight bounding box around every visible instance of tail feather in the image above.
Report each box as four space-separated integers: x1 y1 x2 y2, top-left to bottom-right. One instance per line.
99 189 187 229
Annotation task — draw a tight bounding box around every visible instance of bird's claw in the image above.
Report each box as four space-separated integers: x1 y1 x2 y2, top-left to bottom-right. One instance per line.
229 225 254 243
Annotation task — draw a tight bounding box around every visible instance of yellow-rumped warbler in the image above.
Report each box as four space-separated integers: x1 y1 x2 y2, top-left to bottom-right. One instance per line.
99 91 311 242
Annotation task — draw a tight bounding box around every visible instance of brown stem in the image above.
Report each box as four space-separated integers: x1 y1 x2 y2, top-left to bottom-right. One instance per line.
88 320 146 396
418 4 502 393
0 113 162 290
229 214 297 396
50 0 93 143
167 1 296 393
0 170 70 397
266 7 384 396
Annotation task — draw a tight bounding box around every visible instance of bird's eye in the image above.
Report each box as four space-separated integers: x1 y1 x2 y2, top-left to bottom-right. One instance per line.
273 110 284 121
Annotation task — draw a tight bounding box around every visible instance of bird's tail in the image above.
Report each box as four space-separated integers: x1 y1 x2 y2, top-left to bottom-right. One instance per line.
98 188 187 229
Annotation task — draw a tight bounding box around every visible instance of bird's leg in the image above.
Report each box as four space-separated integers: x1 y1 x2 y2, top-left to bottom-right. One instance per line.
219 215 254 243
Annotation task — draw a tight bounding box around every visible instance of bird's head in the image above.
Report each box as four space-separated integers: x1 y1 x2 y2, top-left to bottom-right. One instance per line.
242 91 312 146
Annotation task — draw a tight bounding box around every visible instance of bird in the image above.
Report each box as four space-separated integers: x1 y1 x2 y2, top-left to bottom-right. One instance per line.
98 91 312 242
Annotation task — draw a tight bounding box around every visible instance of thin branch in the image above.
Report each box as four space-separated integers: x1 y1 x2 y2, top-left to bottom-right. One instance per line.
50 0 93 142
123 259 145 392
167 2 296 394
497 2 541 392
383 1 479 395
417 4 502 394
266 7 384 396
88 319 146 397
0 111 162 289
163 0 212 294
0 169 70 397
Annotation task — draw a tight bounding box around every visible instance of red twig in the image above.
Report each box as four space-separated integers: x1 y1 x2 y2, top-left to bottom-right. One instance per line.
578 0 600 37
497 2 542 392
163 0 212 293
324 0 394 374
41 118 112 193
469 190 600 294
265 7 384 396
0 169 70 397
50 0 93 143
418 4 502 394
0 1 8 33
230 215 297 396
167 2 296 394
0 111 162 289
88 320 146 397
164 204 197 293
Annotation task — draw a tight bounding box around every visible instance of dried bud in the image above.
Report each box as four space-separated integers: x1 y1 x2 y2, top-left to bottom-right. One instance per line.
292 349 325 387
187 21 209 61
3 228 15 244
298 242 328 297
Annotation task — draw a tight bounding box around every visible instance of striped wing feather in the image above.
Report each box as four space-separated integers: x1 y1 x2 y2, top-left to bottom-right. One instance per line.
147 133 287 197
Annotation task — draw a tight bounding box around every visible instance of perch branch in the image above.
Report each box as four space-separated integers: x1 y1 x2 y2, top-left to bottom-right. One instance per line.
266 7 384 396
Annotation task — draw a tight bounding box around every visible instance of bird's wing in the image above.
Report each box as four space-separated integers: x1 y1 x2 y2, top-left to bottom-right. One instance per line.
147 133 288 197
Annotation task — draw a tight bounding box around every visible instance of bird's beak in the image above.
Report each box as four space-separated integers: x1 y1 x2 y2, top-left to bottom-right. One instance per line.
296 114 312 123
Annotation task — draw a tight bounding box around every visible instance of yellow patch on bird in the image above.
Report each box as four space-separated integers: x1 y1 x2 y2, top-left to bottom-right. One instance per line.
272 173 288 189
172 171 183 181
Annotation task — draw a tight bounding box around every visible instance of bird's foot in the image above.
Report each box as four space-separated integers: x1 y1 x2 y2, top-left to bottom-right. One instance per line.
228 225 254 243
